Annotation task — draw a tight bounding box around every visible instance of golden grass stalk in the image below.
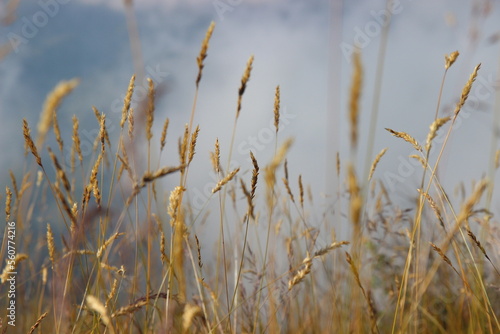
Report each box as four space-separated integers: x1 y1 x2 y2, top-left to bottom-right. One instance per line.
117 140 133 182
117 153 133 183
347 164 362 227
37 78 79 146
112 299 149 318
453 64 481 117
345 252 360 285
160 117 170 152
264 138 294 192
284 159 289 181
105 279 119 308
236 55 254 119
168 186 185 226
194 234 203 269
425 116 451 152
146 78 155 141
349 49 362 149
444 51 459 70
417 189 445 230
70 144 75 173
173 208 187 301
346 251 378 333
100 263 124 273
250 151 259 198
140 164 185 186
61 250 95 259
288 241 349 290
47 147 71 194
241 179 255 220
385 128 422 152
96 232 124 258
313 240 350 257
47 223 56 268
72 115 83 163
282 177 295 203
52 107 64 152
368 148 388 181
409 154 426 168
92 108 110 152
188 125 200 164
5 186 12 222
82 186 90 215
71 202 78 222
456 179 488 225
99 112 107 154
53 181 76 227
466 228 490 261
88 153 102 206
23 119 42 167
182 304 202 333
121 75 135 128
18 172 31 199
196 21 215 87
92 178 101 208
112 293 169 318
27 312 49 334
42 267 47 286
274 85 280 133
212 167 240 194
210 138 221 174
0 253 28 283
179 124 189 165
288 255 312 290
8 171 18 198
160 230 169 265
86 295 116 334
298 174 304 209
128 107 135 139
429 242 454 270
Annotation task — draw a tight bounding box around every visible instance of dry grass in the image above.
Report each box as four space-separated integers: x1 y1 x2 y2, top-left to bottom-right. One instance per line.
3 21 500 334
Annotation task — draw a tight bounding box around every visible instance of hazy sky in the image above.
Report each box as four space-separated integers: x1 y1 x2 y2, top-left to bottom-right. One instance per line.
1 0 500 216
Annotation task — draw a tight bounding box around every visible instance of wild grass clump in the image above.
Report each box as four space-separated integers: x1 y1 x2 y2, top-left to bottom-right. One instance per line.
2 22 500 334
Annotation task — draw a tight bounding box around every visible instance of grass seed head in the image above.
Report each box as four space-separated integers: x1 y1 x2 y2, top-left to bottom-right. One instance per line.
274 85 280 133
121 74 135 128
454 63 481 117
23 119 42 167
236 55 254 118
349 49 362 149
5 186 12 222
160 117 170 152
37 78 79 146
368 147 388 181
445 51 459 69
146 78 155 141
196 21 215 87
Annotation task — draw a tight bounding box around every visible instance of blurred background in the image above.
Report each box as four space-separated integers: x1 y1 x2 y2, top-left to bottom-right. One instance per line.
1 0 499 222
